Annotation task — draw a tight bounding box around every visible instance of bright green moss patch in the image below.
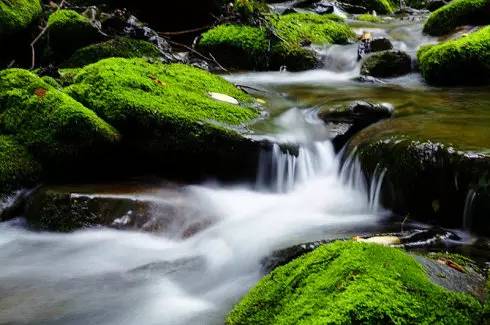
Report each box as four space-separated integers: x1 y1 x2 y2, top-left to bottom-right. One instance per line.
65 58 259 158
199 13 354 70
417 26 490 85
63 37 163 67
200 24 270 69
0 135 41 193
0 68 119 164
423 0 490 36
357 13 383 23
0 0 41 38
47 9 102 60
228 241 483 324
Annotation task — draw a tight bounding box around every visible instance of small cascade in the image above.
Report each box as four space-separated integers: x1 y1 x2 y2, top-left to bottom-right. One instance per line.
463 189 477 230
256 141 337 193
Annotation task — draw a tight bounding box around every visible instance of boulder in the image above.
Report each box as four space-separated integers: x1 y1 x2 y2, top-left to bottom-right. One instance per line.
63 37 163 67
0 0 41 39
417 26 490 85
199 13 354 71
423 0 490 36
64 58 268 180
0 68 119 168
370 37 393 52
319 101 394 150
361 50 412 77
228 241 486 324
46 9 103 61
337 0 397 13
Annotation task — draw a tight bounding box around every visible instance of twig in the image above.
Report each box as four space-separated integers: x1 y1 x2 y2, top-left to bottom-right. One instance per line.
159 25 212 36
208 52 228 72
7 60 15 68
167 39 228 72
30 0 66 70
401 214 409 234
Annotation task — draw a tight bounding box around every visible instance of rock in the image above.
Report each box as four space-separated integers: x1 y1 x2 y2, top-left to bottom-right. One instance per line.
356 13 383 23
199 13 354 71
0 68 118 168
0 0 41 39
319 101 394 150
46 9 104 61
370 37 393 52
293 0 335 14
336 0 397 14
228 241 486 324
417 26 490 85
63 37 164 67
423 0 490 36
0 136 41 197
64 58 267 180
348 105 490 235
361 50 412 78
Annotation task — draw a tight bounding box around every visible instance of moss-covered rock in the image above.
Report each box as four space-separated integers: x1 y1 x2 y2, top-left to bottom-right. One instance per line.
0 0 41 39
338 0 397 14
417 26 490 85
0 135 41 194
423 0 490 36
228 240 484 324
63 37 163 68
65 58 265 179
199 13 354 70
47 9 103 60
356 13 383 23
361 50 412 77
0 68 119 166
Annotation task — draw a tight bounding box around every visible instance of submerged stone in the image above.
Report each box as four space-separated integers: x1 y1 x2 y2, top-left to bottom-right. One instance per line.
361 50 412 77
417 26 490 85
228 241 485 324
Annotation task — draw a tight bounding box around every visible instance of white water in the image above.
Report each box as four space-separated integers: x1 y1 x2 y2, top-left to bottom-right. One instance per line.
0 105 386 324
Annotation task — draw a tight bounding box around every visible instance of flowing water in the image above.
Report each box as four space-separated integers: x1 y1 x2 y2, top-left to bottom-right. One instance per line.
0 13 489 325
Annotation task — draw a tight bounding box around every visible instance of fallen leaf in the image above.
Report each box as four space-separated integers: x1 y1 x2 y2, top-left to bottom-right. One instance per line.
209 92 239 105
34 88 47 98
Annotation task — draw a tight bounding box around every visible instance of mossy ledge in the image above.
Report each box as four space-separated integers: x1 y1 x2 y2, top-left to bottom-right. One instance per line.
0 0 42 38
65 58 265 180
227 241 484 324
199 13 354 71
423 0 490 36
417 26 490 85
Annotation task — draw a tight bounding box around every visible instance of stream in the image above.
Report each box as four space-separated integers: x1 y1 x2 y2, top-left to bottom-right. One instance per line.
0 13 489 325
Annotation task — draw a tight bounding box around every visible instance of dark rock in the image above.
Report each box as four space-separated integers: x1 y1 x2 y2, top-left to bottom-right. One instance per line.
426 0 448 11
361 50 412 78
354 75 386 83
370 37 393 52
319 101 394 150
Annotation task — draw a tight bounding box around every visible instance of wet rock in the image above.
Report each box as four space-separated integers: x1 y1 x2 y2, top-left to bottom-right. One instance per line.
370 37 393 52
319 101 394 150
361 50 412 78
354 75 386 83
349 118 490 235
293 0 335 14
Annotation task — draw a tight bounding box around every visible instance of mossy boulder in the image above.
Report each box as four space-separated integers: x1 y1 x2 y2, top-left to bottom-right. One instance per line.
199 13 354 71
0 135 41 195
423 0 490 36
228 240 484 324
47 9 103 60
0 0 41 39
361 50 412 78
0 68 119 168
63 37 163 67
65 58 266 179
356 13 383 23
417 26 490 85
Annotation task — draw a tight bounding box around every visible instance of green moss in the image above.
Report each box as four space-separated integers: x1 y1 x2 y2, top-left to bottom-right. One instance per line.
199 13 354 70
228 241 483 324
0 135 41 194
200 24 270 69
47 9 102 60
0 0 41 38
423 0 490 36
41 75 62 89
63 37 163 68
64 58 260 159
0 68 119 164
417 26 490 85
357 13 383 23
